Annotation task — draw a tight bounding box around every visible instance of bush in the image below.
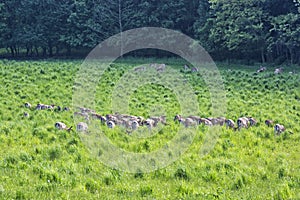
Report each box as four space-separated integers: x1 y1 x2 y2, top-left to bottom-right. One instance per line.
85 180 99 194
140 186 153 197
174 167 189 180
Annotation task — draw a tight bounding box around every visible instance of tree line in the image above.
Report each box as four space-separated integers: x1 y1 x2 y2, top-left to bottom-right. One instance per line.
0 0 299 64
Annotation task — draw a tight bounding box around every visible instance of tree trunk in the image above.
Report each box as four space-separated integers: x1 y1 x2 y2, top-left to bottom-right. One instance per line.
261 48 265 63
30 47 34 56
35 46 39 57
26 46 29 56
288 47 293 65
55 46 60 55
10 46 15 57
67 45 71 56
118 0 123 58
43 47 47 56
48 42 53 57
266 52 273 63
15 46 19 56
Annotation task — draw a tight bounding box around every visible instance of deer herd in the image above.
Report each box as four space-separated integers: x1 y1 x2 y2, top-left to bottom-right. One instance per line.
21 64 295 136
23 102 290 136
256 65 297 75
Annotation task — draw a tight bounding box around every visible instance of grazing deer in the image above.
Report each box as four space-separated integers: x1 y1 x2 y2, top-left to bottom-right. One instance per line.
130 120 140 130
199 118 213 126
187 115 202 124
47 105 55 110
274 124 285 135
237 117 249 130
174 115 198 127
149 116 167 126
24 102 31 108
225 119 235 129
107 120 116 129
136 116 144 125
183 64 190 71
55 122 72 131
91 113 106 122
181 117 198 127
76 122 88 132
74 112 89 121
174 114 182 123
106 114 118 123
144 119 155 129
217 117 226 126
210 117 226 126
35 103 43 110
191 67 198 72
36 103 52 110
78 107 95 114
274 67 283 74
55 106 62 111
248 117 257 126
23 112 29 118
118 118 130 129
257 66 266 73
134 66 146 72
156 64 166 72
149 63 166 72
63 107 70 111
265 119 274 127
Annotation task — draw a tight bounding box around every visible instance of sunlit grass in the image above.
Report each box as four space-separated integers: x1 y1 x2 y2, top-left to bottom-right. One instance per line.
0 59 299 199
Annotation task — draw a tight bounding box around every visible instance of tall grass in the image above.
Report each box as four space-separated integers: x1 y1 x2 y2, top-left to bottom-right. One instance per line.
0 59 299 199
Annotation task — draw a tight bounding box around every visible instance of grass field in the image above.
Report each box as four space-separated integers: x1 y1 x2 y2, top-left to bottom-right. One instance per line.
0 59 299 199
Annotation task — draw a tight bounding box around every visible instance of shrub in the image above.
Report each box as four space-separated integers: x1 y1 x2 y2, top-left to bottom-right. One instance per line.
85 180 99 194
174 167 189 180
134 169 144 179
140 186 153 197
278 168 285 179
15 191 25 200
4 155 18 167
48 146 62 161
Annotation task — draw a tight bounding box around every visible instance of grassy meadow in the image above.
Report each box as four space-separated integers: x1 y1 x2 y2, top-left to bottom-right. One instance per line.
0 59 299 199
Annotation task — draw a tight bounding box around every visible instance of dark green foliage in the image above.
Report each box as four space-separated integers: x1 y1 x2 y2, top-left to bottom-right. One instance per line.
278 168 285 179
0 0 299 63
174 167 189 180
48 146 62 161
232 175 247 190
85 180 99 193
4 155 19 167
140 185 153 197
15 191 25 200
134 169 144 179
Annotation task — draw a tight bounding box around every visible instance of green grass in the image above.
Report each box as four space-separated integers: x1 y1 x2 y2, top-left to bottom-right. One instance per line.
0 58 299 199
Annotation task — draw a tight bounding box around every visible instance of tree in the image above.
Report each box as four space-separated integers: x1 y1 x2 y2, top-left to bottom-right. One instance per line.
268 13 300 64
203 0 269 62
0 0 298 63
99 0 146 56
193 0 212 51
0 0 22 56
